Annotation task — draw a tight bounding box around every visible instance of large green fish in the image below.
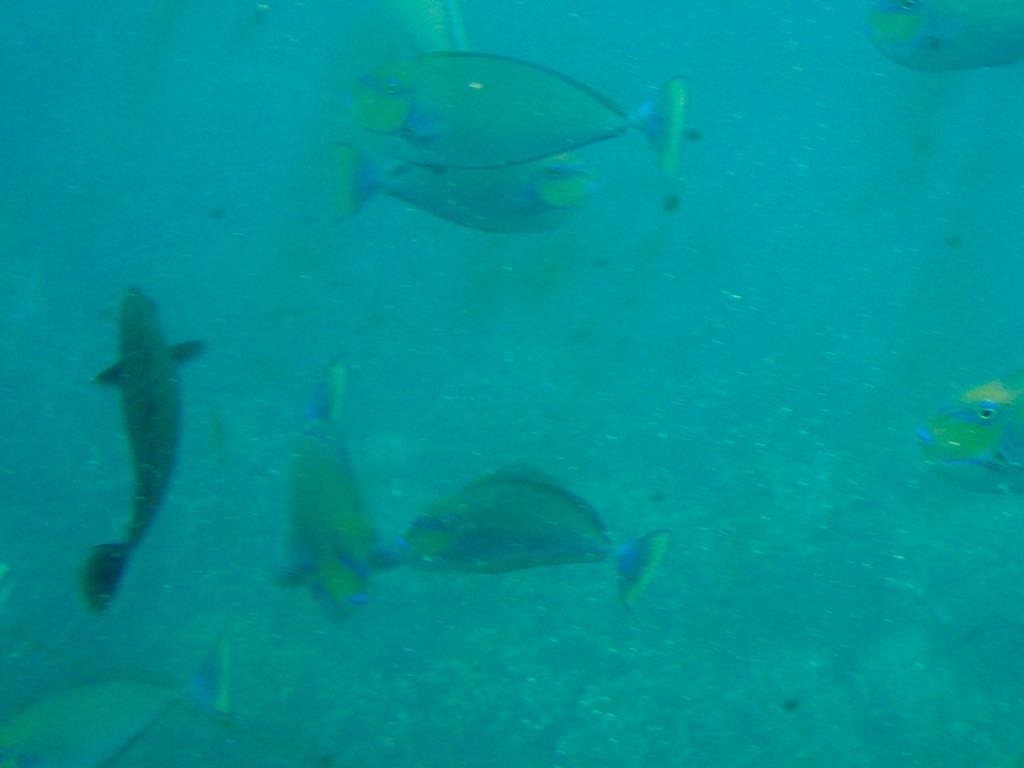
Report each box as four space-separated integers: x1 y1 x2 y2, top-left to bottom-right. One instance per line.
279 363 377 621
392 465 670 608
919 372 1024 478
81 288 204 611
866 0 1024 70
0 639 230 768
335 143 596 232
350 52 687 175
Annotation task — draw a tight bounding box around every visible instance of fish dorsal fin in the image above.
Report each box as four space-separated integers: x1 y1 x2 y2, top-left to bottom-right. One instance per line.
172 340 205 364
479 464 607 534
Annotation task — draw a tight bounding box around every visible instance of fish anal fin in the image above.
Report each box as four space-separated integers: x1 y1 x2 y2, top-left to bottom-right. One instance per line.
95 361 124 387
171 340 205 364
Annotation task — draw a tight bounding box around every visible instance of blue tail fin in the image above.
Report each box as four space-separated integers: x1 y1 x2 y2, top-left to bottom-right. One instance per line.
617 530 671 609
633 77 688 177
188 636 232 721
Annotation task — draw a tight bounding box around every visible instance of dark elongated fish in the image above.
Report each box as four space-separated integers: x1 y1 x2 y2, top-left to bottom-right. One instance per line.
391 465 670 607
81 288 203 611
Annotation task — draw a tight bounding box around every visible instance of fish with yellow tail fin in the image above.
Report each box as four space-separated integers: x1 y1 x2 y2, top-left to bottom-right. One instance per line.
918 372 1024 491
0 638 230 768
334 143 596 232
866 0 1024 70
350 52 688 175
279 362 376 621
81 288 204 611
380 465 670 608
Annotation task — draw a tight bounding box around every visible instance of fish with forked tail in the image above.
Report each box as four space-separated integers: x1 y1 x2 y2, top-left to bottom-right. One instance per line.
350 52 688 175
81 288 204 611
379 465 670 608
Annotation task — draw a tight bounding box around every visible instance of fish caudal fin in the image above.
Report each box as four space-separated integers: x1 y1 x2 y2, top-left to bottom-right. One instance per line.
306 360 349 424
326 361 348 425
332 143 377 220
441 0 469 51
635 77 687 177
616 530 670 609
79 542 132 611
188 636 232 721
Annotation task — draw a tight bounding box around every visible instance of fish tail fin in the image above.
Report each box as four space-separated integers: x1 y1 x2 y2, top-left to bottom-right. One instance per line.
441 0 469 51
332 143 377 220
326 361 348 425
188 636 232 721
79 542 133 611
307 360 348 424
382 0 470 53
634 77 688 177
616 530 671 609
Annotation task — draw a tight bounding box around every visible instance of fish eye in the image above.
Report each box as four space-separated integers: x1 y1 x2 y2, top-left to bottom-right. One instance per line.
976 401 999 420
900 0 917 9
384 78 404 96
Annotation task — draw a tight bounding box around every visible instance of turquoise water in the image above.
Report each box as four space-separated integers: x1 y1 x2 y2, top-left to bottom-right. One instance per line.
2 1 1024 766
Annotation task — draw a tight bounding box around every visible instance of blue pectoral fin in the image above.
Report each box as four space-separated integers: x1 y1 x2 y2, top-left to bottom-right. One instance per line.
616 530 671 609
634 77 687 177
188 636 232 722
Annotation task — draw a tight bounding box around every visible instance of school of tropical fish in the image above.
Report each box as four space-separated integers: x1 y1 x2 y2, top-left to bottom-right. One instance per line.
4 0 1024 766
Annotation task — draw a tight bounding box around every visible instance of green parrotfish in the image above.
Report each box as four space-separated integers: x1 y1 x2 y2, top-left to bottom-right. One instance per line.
279 363 377 621
390 465 670 608
919 372 1024 472
81 288 204 611
350 52 687 175
866 0 1024 70
334 143 596 232
0 638 230 768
